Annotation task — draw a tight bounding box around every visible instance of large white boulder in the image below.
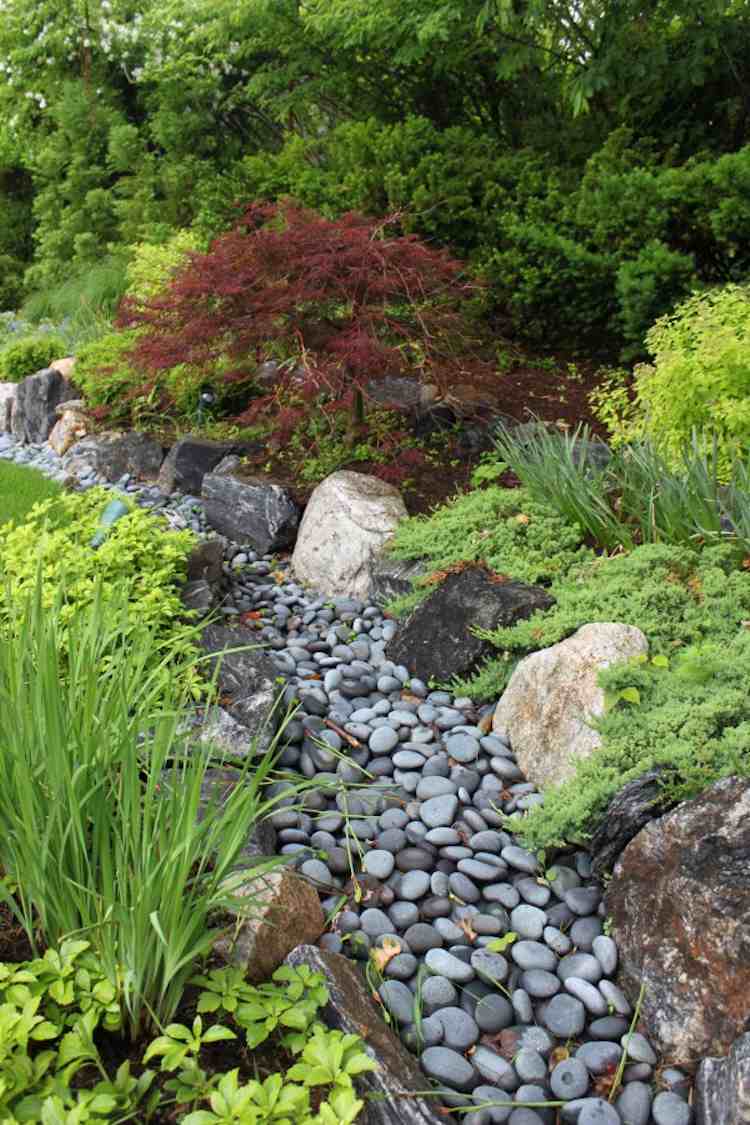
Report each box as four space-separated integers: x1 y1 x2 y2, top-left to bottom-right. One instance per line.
492 622 648 789
292 470 407 600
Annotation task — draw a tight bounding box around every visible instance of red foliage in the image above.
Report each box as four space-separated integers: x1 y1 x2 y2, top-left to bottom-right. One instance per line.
118 201 493 416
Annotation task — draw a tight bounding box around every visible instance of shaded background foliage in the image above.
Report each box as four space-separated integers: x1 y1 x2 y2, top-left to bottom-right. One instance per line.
1 0 750 352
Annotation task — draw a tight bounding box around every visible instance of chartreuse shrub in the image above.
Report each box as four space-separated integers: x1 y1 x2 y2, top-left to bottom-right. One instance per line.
0 487 200 693
0 332 67 380
385 485 592 618
592 285 750 476
0 940 372 1122
0 461 61 527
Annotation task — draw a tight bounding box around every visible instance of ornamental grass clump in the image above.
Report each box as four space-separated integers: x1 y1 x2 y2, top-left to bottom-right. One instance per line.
0 581 295 1039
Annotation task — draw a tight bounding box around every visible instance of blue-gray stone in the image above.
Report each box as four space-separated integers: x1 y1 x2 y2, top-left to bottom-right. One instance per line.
511 904 547 940
378 980 415 1024
542 993 586 1037
557 952 602 983
421 975 457 1014
514 1049 547 1084
575 1042 623 1076
398 870 431 901
420 1046 476 1092
369 726 399 754
550 1058 589 1101
521 969 560 998
622 1031 657 1065
592 935 618 976
435 1007 480 1051
471 1046 519 1088
564 977 608 1015
474 992 513 1033
420 794 458 828
425 948 475 983
512 941 558 973
446 732 480 763
615 1081 652 1125
577 1099 621 1124
363 849 395 879
471 949 509 985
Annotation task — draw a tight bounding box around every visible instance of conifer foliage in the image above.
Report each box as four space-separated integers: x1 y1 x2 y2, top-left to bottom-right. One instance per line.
118 201 491 433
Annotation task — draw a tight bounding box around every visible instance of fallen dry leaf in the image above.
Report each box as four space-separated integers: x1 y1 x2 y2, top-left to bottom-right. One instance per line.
371 937 402 973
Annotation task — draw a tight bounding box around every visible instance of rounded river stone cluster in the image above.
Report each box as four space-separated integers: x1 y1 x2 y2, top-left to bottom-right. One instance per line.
2 432 694 1124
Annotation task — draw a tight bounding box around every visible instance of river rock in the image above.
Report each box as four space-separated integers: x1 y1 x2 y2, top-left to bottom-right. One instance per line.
292 470 407 600
214 868 324 981
158 436 239 495
0 382 17 432
202 472 300 553
64 430 165 481
387 566 554 683
12 367 79 444
285 945 454 1124
695 1031 750 1124
492 622 648 789
199 624 279 741
607 776 750 1062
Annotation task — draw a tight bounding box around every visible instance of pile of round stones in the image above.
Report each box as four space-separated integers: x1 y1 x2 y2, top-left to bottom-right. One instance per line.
216 547 694 1125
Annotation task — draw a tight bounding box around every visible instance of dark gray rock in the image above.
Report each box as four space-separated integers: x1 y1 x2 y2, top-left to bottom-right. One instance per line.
368 554 430 607
285 945 454 1124
186 538 224 583
181 579 215 615
202 472 300 553
199 624 280 740
158 436 239 495
607 776 750 1061
12 367 79 443
695 1032 750 1125
386 566 553 683
65 430 165 481
590 768 677 877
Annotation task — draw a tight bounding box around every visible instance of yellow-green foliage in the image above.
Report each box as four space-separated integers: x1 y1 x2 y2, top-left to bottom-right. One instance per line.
125 229 203 301
0 487 199 686
593 284 750 476
0 333 67 381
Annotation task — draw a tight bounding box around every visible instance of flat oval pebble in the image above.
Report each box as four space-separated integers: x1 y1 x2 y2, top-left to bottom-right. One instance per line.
575 1041 622 1075
577 1099 621 1124
652 1091 693 1125
622 1031 658 1065
615 1081 652 1125
369 726 399 754
378 980 415 1024
511 904 547 940
363 849 395 879
542 993 586 1037
420 794 458 828
398 870 431 901
425 948 475 983
446 732 480 762
420 1046 476 1092
471 949 508 985
512 940 558 973
421 975 458 1014
435 1007 480 1050
471 1045 518 1088
564 976 608 1015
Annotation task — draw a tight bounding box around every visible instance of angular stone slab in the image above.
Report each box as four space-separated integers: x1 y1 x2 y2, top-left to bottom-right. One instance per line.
388 565 553 683
202 472 300 554
607 776 750 1062
285 945 455 1124
695 1032 750 1124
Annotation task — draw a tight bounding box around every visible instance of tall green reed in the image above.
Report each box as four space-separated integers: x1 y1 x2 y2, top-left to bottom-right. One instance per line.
0 580 298 1038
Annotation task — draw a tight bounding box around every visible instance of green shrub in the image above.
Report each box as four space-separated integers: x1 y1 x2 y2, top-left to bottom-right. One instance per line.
125 228 203 300
0 487 198 690
627 285 750 476
0 332 67 380
385 484 591 618
614 240 695 355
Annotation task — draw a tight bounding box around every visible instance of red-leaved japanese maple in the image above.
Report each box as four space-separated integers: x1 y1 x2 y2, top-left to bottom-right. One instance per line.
118 201 491 439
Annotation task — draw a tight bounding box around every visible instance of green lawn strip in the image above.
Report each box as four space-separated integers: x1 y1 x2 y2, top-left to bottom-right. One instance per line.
0 459 62 527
